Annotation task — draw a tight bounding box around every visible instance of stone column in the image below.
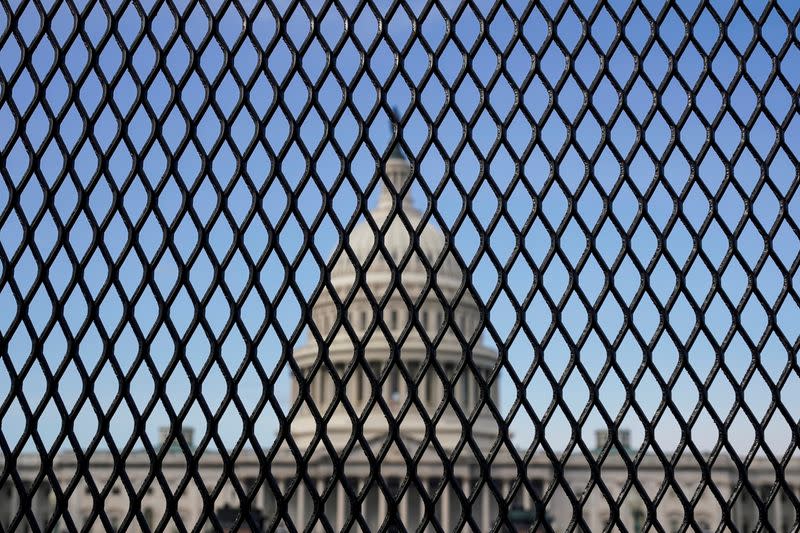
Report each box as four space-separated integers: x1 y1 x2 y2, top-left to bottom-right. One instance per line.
732 485 742 530
502 479 511 508
297 481 307 530
258 480 269 520
618 483 631 530
400 484 410 528
361 370 370 406
336 481 345 531
29 483 41 531
774 488 784 532
10 484 20 529
481 482 490 532
423 479 431 533
523 481 533 511
357 479 366 529
399 367 408 404
67 481 78 528
442 480 451 532
589 489 601 531
378 483 387 529
463 377 470 413
277 479 287 529
316 479 325 533
461 477 470 526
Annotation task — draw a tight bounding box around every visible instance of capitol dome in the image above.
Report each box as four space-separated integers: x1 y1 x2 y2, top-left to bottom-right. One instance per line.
290 130 499 451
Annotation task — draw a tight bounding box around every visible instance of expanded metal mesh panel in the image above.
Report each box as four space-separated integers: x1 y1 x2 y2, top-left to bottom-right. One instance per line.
1 0 799 532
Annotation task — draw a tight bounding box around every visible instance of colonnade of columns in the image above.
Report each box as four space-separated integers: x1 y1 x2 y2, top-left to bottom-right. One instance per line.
0 484 20 530
299 363 498 412
5 474 799 531
773 487 784 531
575 481 796 532
263 475 537 532
0 481 53 532
731 484 792 532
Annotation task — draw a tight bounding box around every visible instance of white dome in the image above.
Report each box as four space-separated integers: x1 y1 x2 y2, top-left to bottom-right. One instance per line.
327 157 466 299
291 151 499 452
330 207 463 285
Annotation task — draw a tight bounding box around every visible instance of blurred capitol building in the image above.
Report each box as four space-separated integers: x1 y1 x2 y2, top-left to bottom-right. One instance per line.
4 143 799 532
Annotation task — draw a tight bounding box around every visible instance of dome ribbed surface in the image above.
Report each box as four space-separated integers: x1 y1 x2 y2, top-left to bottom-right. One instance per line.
328 155 465 294
330 207 463 285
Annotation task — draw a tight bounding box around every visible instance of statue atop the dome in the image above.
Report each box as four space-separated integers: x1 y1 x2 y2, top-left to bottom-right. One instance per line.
379 106 414 213
388 105 407 161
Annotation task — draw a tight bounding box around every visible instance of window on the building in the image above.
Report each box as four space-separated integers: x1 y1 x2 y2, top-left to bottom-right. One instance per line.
631 508 644 533
360 310 367 330
425 372 433 404
355 368 363 404
421 309 429 330
390 369 400 402
390 308 398 329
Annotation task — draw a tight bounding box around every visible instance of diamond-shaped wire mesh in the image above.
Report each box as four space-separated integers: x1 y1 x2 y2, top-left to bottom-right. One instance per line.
1 0 799 531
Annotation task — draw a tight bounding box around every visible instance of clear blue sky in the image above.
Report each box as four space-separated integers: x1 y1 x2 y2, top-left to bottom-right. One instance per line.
1 0 798 463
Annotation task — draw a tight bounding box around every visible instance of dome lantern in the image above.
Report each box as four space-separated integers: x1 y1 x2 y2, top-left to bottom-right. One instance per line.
378 107 414 213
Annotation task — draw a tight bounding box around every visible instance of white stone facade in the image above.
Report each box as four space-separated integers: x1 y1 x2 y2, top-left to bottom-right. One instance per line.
3 444 799 531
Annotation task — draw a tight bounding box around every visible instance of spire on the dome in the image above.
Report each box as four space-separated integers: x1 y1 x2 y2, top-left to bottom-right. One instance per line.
388 106 406 160
377 105 414 214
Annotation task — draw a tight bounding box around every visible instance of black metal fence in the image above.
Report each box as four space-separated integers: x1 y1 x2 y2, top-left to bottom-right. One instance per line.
1 0 799 531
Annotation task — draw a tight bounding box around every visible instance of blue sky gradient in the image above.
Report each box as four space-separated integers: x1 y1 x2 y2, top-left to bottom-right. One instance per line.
1 0 799 463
